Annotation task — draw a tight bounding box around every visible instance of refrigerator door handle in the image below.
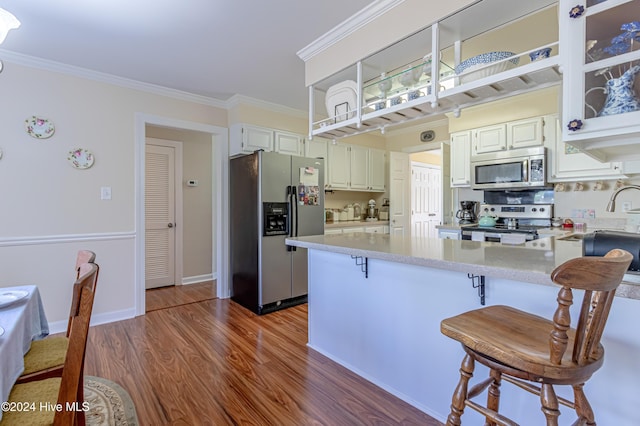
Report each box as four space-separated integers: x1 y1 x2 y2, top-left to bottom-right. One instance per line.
286 186 295 252
292 186 298 251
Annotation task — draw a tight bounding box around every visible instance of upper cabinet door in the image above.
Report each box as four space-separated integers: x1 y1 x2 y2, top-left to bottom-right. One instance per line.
507 117 544 149
450 130 471 187
560 0 640 160
327 143 350 189
349 145 369 190
368 148 386 191
243 125 273 152
274 131 303 156
473 124 506 155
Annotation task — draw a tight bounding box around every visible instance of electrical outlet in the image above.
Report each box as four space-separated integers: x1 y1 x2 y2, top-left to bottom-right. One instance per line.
623 201 632 212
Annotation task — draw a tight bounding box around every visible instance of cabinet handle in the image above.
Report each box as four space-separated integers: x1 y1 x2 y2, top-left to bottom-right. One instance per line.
502 146 506 150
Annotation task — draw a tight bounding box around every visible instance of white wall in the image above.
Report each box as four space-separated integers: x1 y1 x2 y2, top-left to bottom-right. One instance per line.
0 62 227 329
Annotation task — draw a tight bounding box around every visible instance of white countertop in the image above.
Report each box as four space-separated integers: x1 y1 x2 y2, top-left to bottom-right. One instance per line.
286 233 640 300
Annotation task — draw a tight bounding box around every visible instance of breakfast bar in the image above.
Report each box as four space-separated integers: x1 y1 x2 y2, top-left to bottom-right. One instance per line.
286 233 640 425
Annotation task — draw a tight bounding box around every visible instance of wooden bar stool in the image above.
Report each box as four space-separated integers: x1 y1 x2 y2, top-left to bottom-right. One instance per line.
440 249 632 425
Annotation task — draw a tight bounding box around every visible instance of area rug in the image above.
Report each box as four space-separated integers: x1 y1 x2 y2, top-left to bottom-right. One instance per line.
85 376 139 426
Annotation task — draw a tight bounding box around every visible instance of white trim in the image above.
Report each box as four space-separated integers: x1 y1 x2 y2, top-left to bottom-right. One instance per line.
296 0 407 61
0 49 227 108
135 113 229 317
182 273 215 285
49 308 137 335
0 231 135 247
225 94 307 118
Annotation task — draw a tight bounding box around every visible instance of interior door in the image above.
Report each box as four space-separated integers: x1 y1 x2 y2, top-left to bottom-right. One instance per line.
145 142 176 289
411 163 430 238
411 163 442 238
389 151 411 236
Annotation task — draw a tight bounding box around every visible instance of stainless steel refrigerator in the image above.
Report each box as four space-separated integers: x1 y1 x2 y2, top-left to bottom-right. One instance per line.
230 151 324 314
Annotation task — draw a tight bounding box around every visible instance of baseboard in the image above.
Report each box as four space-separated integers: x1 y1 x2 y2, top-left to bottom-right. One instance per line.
48 308 137 335
182 273 215 285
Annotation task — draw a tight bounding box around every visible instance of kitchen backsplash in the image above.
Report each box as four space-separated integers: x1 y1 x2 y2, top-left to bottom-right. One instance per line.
455 176 640 231
324 191 385 210
553 176 640 231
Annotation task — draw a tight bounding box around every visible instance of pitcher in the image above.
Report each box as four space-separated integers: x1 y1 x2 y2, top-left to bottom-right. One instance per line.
586 64 640 117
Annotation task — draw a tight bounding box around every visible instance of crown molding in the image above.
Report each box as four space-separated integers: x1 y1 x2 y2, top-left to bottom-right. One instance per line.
225 94 308 118
0 49 227 108
296 0 406 62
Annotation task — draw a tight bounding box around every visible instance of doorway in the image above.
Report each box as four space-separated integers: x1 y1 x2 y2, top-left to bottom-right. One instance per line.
134 114 229 316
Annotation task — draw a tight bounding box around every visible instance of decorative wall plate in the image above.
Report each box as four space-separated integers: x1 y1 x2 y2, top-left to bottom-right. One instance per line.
25 116 55 139
68 148 94 169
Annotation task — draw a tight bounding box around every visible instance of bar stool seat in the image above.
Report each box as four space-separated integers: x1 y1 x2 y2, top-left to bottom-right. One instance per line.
440 249 633 426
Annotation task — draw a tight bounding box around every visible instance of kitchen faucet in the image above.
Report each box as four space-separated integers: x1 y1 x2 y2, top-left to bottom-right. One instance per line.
606 185 640 212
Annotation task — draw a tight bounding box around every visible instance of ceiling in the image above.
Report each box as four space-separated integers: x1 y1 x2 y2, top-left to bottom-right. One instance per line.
0 0 376 111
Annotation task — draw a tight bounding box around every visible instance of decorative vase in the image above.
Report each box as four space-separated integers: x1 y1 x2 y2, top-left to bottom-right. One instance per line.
598 64 640 117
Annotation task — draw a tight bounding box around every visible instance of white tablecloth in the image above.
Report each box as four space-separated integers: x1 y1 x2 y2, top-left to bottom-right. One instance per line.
0 285 49 418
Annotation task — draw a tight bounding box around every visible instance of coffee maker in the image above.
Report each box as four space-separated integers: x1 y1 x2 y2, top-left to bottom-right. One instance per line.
456 201 479 224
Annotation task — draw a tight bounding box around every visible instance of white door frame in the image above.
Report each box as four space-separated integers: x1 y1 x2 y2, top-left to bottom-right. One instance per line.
145 138 183 289
135 113 229 316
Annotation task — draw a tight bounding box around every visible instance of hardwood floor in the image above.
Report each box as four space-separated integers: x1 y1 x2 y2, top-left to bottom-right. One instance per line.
85 298 443 425
146 281 217 312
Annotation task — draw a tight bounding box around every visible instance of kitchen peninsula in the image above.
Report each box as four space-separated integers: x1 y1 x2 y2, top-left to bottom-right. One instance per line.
286 233 640 425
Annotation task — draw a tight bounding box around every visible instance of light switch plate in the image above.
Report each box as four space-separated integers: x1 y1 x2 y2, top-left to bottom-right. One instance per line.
100 186 112 200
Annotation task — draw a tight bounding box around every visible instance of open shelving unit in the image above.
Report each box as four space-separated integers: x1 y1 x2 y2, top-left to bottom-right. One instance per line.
308 0 561 140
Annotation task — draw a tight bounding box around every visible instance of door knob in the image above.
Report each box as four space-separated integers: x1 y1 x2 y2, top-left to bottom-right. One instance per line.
168 223 174 228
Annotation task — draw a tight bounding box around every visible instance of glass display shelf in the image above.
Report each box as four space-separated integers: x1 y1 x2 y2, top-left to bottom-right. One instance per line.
583 1 640 119
362 58 455 112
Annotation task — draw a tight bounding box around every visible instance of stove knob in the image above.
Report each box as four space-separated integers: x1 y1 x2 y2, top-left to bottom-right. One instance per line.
539 207 545 212
531 207 537 212
490 207 495 212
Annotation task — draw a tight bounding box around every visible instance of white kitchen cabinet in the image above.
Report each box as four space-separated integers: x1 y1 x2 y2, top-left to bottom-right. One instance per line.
342 226 365 234
327 143 385 192
368 148 386 191
507 117 544 149
473 124 506 155
229 124 273 156
438 229 461 240
274 131 303 156
365 226 385 234
559 0 640 162
305 137 328 186
349 145 369 190
327 142 350 189
305 137 328 159
450 131 471 187
544 114 625 182
230 124 305 157
472 118 544 156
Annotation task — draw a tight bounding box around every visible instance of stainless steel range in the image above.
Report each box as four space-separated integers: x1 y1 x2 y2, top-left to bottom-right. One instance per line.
461 203 553 242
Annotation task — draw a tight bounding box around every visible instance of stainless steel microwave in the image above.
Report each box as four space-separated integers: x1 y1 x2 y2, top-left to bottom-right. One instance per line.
471 146 547 190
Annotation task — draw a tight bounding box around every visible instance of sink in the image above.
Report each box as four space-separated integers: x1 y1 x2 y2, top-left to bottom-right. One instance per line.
557 234 584 241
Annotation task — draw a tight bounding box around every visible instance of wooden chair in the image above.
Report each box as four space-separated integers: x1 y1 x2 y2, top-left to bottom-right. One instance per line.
1 262 99 426
18 250 96 383
440 249 633 425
